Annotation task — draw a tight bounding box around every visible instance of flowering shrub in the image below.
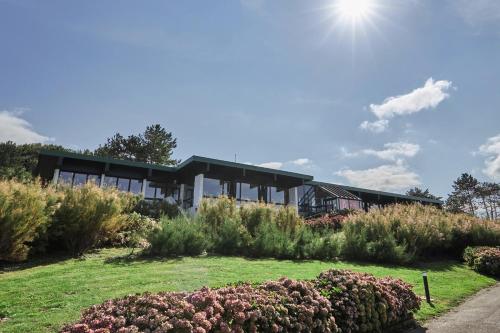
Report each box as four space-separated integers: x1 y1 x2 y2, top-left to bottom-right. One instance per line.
61 270 419 333
463 246 500 277
343 204 500 263
305 214 347 231
315 269 420 333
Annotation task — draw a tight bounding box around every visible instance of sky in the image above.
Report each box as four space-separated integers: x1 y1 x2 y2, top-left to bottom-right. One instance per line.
1 0 499 198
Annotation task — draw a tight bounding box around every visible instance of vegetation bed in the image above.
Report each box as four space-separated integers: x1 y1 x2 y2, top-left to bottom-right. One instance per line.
0 249 497 333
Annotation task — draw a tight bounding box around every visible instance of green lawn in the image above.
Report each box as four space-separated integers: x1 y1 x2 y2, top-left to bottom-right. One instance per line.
0 248 497 333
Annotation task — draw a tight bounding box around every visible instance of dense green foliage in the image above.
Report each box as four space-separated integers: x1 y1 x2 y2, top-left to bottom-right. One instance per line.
148 197 343 260
94 124 180 165
148 216 208 256
343 204 500 264
463 246 500 277
0 141 70 182
61 268 420 333
0 180 58 261
0 180 143 261
48 184 137 256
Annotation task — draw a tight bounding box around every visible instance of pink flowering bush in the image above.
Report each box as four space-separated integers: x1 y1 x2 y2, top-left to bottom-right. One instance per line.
315 270 420 333
463 246 500 277
61 270 419 333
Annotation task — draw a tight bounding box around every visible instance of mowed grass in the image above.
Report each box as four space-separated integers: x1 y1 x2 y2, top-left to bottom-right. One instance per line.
0 248 497 333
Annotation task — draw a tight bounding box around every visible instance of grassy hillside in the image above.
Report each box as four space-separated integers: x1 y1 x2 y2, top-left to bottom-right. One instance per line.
0 248 496 333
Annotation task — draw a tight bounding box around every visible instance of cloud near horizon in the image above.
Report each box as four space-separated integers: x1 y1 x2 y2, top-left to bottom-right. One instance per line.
336 160 421 191
0 110 51 144
478 134 500 181
361 78 453 133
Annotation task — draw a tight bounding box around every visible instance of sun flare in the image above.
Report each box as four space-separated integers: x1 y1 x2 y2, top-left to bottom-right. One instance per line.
333 0 377 24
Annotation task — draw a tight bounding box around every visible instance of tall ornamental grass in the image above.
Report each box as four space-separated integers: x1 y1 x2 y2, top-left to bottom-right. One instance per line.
0 179 58 261
343 204 500 263
49 183 137 256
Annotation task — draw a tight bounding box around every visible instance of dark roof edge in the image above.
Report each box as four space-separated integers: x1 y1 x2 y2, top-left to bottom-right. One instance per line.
38 150 314 180
182 155 314 180
307 181 443 204
38 149 178 172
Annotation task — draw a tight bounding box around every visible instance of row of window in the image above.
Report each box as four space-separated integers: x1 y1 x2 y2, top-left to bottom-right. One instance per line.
57 171 192 203
203 178 286 205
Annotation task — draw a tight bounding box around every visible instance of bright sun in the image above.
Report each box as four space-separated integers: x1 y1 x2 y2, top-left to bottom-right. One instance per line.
334 0 376 23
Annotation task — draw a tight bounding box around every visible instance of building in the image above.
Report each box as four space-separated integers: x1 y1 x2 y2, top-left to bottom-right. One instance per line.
36 150 442 216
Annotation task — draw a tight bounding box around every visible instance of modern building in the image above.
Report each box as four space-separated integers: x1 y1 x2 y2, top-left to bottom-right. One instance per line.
36 150 442 216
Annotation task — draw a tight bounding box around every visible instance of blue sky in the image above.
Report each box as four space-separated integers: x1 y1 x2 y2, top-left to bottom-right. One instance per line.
1 0 499 197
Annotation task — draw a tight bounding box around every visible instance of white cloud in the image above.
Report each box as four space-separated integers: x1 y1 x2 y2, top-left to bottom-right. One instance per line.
362 142 420 161
291 158 311 166
370 78 453 119
360 119 389 133
257 162 283 169
336 160 421 191
478 134 500 180
450 0 500 27
360 78 453 133
0 110 50 144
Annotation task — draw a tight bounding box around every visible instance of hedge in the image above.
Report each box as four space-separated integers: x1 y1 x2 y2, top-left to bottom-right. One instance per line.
463 246 500 277
60 269 420 333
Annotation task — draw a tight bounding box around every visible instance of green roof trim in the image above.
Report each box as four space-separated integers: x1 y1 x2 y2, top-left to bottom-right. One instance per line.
38 150 313 180
180 155 314 180
38 149 178 172
307 181 442 204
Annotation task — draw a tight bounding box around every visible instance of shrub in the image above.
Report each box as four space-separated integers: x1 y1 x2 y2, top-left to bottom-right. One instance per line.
61 277 337 333
61 269 420 333
107 212 159 248
0 179 58 261
197 196 239 233
315 269 420 333
148 215 208 256
209 217 252 255
305 213 347 231
463 246 500 277
239 203 273 236
49 184 133 256
251 219 296 259
343 204 500 263
133 199 180 219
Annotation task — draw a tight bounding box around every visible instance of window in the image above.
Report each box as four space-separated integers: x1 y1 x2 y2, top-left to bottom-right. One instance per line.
268 186 285 205
239 183 258 201
73 173 87 187
203 178 221 197
144 181 157 199
87 174 101 185
103 176 118 188
57 171 100 187
117 178 130 191
59 171 73 185
129 179 143 194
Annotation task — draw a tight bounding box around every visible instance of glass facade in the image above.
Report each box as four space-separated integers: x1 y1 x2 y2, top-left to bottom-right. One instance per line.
57 171 101 187
239 182 259 201
268 186 285 205
144 180 179 201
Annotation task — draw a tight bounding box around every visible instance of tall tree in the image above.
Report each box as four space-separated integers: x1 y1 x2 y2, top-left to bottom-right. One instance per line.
0 141 70 181
446 173 479 215
94 124 179 165
406 187 442 200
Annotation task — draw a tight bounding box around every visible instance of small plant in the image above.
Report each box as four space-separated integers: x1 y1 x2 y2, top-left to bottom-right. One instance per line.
463 246 500 277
